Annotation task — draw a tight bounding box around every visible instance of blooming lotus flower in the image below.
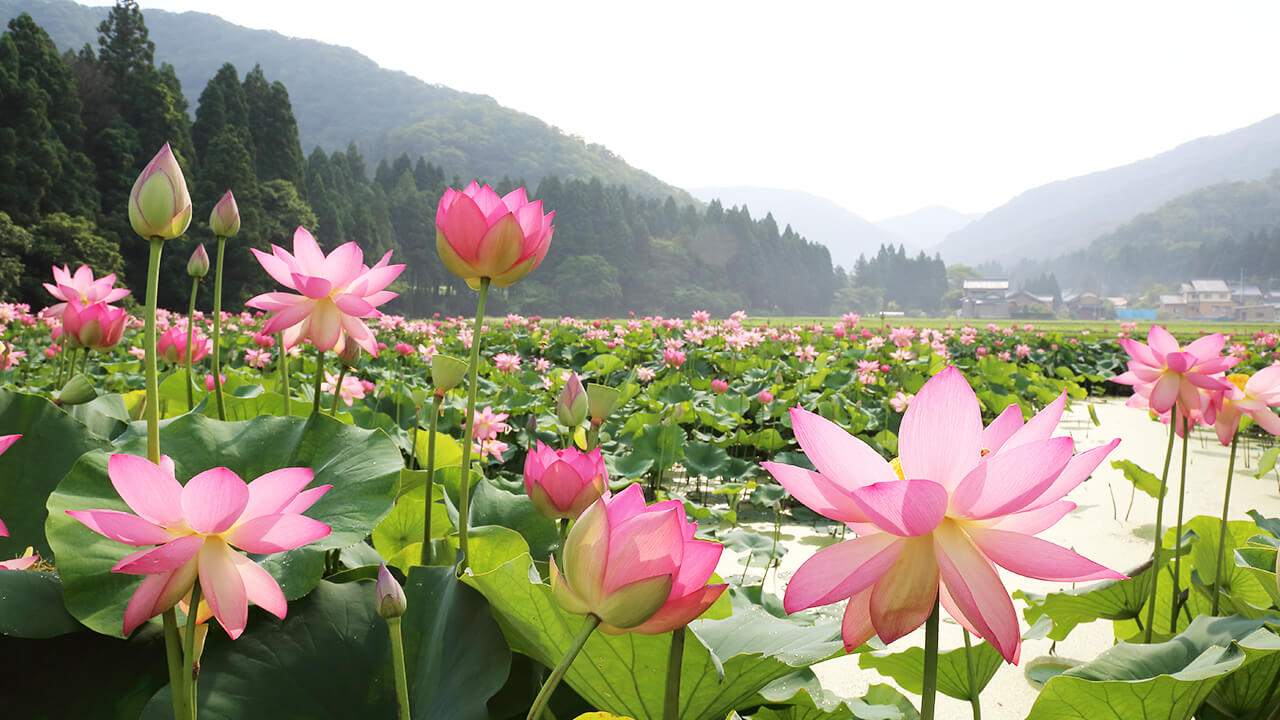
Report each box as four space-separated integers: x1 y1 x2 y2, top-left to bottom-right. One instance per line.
524 441 608 520
67 454 332 638
550 483 727 634
436 182 553 288
472 406 510 440
764 368 1123 662
0 434 20 537
62 301 128 351
42 265 130 321
157 326 210 365
1211 368 1280 445
246 227 404 355
128 143 192 241
208 190 241 238
1113 325 1237 417
321 370 366 407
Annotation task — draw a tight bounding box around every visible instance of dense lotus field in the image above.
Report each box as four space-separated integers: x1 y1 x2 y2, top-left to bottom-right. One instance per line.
7 145 1280 720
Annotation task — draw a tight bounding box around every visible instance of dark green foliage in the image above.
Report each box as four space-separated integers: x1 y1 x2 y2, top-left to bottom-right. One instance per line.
847 243 949 313
21 212 123 300
243 64 304 187
0 211 30 299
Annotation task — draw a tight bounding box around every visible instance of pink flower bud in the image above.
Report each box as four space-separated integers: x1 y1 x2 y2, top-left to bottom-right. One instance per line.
523 441 607 520
187 243 210 278
129 143 192 241
757 390 774 404
209 190 240 238
711 379 728 393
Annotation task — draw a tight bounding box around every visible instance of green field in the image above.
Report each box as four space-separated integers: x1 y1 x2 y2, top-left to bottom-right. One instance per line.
741 314 1279 335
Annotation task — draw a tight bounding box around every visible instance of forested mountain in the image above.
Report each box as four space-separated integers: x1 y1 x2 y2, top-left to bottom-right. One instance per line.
690 186 900 270
0 0 691 203
935 114 1280 265
1016 172 1280 294
875 206 981 253
0 5 840 317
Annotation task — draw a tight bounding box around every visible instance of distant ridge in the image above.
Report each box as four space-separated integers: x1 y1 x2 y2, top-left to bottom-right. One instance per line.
689 186 901 270
875 205 981 253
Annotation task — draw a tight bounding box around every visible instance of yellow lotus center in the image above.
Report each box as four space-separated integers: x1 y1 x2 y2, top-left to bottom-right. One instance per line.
890 457 904 480
1228 373 1249 391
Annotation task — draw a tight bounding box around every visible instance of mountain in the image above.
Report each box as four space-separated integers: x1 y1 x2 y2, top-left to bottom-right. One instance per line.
935 113 1280 265
689 186 902 271
875 206 981 252
0 0 692 202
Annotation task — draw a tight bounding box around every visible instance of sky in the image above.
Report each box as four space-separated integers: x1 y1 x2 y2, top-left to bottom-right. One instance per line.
134 0 1280 221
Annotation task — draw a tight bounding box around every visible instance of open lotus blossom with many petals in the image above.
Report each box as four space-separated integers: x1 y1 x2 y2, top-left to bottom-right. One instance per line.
67 454 332 638
764 367 1124 663
246 227 404 355
551 483 727 634
436 183 553 288
1113 325 1237 418
1210 368 1280 445
42 265 130 321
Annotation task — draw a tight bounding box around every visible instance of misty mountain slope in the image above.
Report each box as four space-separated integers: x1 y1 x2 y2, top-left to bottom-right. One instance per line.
1 0 691 201
936 113 1280 265
875 205 981 252
690 186 902 270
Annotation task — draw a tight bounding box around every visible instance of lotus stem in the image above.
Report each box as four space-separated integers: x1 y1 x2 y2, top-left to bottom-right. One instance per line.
664 626 686 720
312 346 324 416
277 333 289 416
185 277 198 411
921 594 941 720
963 629 981 720
329 365 347 416
183 581 202 718
527 614 600 720
1211 433 1240 614
1169 414 1191 633
211 236 227 421
162 609 190 720
1143 399 1178 643
420 393 443 566
386 616 411 720
457 278 490 572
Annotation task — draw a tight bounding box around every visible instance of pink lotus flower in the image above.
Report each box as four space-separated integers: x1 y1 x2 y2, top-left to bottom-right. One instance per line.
764 368 1123 662
128 143 192 241
757 390 774 404
0 434 20 537
1113 325 1237 417
472 406 510 441
436 182 554 288
524 441 608 520
322 370 367 407
42 265 130 321
0 546 39 571
889 391 913 413
67 454 332 638
494 352 522 373
204 373 226 392
1211 369 1280 445
246 227 404 355
157 326 210 364
711 379 729 394
62 301 128 351
550 483 727 634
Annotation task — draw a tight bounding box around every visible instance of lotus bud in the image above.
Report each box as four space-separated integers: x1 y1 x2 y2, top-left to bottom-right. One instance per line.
187 243 209 278
586 383 620 425
557 372 588 427
336 339 361 368
209 190 240 238
56 374 97 406
431 354 468 393
375 563 407 619
129 143 192 241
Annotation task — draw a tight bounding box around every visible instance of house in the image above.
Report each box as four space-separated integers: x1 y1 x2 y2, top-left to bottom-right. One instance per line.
1159 294 1189 319
1234 304 1280 322
1231 285 1268 306
1005 290 1054 317
961 279 1010 318
1062 291 1105 320
1185 279 1236 317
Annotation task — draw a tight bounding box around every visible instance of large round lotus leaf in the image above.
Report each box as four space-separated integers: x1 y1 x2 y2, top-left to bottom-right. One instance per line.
0 390 110 560
46 412 401 637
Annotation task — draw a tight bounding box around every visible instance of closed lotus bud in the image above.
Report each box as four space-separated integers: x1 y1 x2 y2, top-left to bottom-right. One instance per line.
586 383 620 424
57 374 97 406
129 143 192 241
557 372 587 427
431 354 468 392
187 243 209 278
336 338 361 368
209 190 240 238
375 563 407 619
524 441 607 520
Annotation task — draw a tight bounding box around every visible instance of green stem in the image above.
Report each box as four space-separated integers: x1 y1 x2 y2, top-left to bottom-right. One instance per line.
921 594 941 720
329 365 347 416
664 626 686 720
527 614 600 720
457 278 490 572
144 237 164 463
185 277 198 411
1143 399 1178 643
1169 414 1191 634
420 394 443 566
77 346 88 375
586 421 600 452
1212 433 1240 614
277 333 290 416
211 236 227 421
386 617 411 720
183 581 202 718
312 345 325 416
963 629 982 720
163 609 190 720
556 517 570 568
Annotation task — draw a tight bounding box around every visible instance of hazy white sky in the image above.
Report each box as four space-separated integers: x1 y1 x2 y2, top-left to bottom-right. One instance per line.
135 0 1280 220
